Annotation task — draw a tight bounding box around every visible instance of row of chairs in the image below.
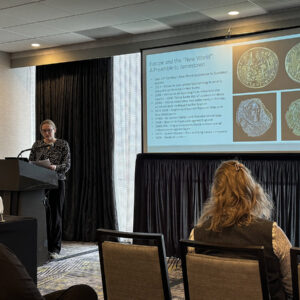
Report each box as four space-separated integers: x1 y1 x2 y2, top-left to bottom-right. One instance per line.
97 228 300 300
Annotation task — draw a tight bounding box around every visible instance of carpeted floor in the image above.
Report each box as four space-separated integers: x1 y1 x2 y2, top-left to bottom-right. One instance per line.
38 241 185 299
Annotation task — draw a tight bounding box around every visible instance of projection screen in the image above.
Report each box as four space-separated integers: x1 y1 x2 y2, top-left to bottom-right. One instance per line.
142 28 300 153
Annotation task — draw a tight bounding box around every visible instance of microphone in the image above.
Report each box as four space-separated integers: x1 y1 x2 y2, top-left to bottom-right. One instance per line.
17 143 53 158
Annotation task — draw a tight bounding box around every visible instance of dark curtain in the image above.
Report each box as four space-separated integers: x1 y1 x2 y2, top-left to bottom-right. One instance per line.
36 58 117 241
134 153 300 257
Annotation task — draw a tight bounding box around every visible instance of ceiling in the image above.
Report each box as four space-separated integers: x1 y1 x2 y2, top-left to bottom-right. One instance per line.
1 0 300 54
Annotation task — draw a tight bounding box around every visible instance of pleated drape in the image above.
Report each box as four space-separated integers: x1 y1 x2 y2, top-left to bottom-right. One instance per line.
36 58 117 241
134 153 300 257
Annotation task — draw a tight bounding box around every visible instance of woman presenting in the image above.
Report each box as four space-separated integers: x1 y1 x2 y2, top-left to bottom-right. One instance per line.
29 119 71 259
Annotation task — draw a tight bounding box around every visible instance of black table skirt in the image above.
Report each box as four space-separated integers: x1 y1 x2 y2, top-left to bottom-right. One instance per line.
0 215 37 283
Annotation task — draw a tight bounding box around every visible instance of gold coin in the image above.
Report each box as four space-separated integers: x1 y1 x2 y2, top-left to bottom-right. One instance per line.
285 42 300 83
285 99 300 136
237 47 279 88
236 98 273 137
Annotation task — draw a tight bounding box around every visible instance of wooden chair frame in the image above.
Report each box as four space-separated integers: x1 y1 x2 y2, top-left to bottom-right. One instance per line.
97 228 172 300
180 239 270 300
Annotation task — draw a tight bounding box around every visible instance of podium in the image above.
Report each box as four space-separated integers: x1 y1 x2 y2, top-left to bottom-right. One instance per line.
0 159 58 265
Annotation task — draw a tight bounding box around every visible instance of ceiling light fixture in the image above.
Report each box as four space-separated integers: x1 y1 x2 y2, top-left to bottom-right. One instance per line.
31 43 40 48
228 11 239 16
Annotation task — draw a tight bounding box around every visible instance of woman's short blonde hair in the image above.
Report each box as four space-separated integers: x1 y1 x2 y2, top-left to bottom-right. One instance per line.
198 160 273 231
40 119 56 132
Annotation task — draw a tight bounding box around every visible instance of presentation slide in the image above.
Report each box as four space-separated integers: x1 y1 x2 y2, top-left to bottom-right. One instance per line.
142 28 300 153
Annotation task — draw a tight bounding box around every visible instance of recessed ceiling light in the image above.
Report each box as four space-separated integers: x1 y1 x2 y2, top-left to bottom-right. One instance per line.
228 11 239 16
31 43 40 48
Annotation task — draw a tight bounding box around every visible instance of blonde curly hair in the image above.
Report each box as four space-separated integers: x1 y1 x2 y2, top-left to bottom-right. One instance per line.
198 160 273 232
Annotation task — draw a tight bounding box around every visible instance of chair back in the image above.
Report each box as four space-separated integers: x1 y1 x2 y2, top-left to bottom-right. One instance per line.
180 239 270 300
291 247 300 300
97 229 172 300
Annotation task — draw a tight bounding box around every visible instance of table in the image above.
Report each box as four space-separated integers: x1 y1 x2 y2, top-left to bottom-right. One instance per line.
0 215 37 283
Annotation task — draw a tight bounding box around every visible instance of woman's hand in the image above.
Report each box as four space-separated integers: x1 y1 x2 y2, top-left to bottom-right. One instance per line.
49 165 57 171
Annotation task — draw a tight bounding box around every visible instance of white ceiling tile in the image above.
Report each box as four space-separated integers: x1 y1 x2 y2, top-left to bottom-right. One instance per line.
128 0 193 19
6 23 67 38
0 38 55 53
0 29 27 43
0 11 28 28
0 0 39 10
158 11 212 27
41 8 148 32
36 15 104 32
176 0 246 10
39 33 95 45
0 32 94 53
202 1 266 21
113 19 171 34
44 0 151 14
2 2 71 23
76 27 128 39
104 6 151 24
40 13 112 32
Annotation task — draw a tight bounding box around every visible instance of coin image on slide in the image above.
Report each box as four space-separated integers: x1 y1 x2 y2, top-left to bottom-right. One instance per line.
285 42 300 83
285 99 300 136
237 47 279 88
236 98 273 137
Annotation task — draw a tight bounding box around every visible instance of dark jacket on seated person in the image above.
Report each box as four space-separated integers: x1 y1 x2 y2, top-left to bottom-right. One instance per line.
0 243 98 300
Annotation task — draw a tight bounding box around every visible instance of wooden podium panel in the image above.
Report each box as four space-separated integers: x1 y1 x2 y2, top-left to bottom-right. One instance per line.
0 159 58 265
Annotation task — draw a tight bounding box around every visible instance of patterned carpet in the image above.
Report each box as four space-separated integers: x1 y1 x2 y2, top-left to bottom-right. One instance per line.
38 241 184 299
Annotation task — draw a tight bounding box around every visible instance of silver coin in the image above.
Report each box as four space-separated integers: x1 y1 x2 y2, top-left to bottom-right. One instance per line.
285 99 300 136
236 98 273 137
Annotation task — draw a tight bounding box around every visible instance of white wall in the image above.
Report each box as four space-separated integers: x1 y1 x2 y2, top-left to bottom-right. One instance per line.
0 52 35 159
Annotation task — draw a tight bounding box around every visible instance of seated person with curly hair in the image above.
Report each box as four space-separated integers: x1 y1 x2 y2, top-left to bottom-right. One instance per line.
190 160 292 299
